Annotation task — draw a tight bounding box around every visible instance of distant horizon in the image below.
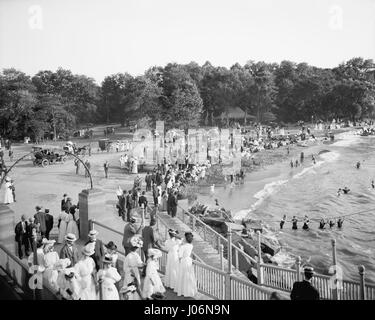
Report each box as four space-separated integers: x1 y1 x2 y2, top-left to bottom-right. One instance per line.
2 55 373 85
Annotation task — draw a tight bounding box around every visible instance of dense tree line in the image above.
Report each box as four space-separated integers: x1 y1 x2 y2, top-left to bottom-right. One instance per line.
1 58 374 140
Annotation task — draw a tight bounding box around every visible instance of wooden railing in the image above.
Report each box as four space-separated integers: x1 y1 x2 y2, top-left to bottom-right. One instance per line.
262 263 299 292
0 243 60 300
176 204 257 271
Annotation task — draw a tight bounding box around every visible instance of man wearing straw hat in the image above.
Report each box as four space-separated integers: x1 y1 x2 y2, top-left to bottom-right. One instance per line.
59 233 79 267
290 266 320 300
85 229 105 271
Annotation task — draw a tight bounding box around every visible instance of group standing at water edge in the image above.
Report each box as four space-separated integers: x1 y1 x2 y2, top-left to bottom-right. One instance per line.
280 214 344 231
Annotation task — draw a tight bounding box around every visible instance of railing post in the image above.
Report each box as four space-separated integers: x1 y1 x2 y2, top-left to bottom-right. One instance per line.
257 230 263 285
89 219 94 231
204 226 207 242
235 246 239 270
331 239 338 300
192 216 196 232
217 237 221 252
219 244 224 271
141 204 145 228
296 256 302 282
358 265 366 300
227 227 233 274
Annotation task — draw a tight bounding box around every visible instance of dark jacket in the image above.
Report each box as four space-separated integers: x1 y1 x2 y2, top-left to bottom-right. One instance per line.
141 226 160 253
34 211 47 233
122 223 137 249
138 195 148 208
290 280 320 300
126 194 133 209
15 220 28 242
59 243 79 267
45 214 54 233
168 193 178 208
61 199 68 212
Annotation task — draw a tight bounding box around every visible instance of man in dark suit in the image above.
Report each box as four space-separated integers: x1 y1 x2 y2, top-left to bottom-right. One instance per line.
169 191 178 218
141 218 161 260
118 190 127 220
145 172 152 192
26 217 37 253
59 233 79 267
34 205 47 238
152 183 159 207
138 191 148 209
45 209 54 240
61 194 68 212
122 217 141 256
85 229 105 271
125 190 133 222
290 266 320 300
15 214 29 259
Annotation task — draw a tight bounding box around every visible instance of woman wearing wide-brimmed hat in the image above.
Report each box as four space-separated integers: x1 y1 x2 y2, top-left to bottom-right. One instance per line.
58 268 81 300
163 229 182 289
122 235 145 290
74 245 97 300
97 254 121 300
142 248 165 299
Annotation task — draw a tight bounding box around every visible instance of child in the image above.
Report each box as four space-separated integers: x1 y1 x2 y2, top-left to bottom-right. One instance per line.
143 249 165 299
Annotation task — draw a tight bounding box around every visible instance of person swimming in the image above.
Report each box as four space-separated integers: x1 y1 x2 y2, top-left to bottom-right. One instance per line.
290 160 294 168
295 160 299 167
292 216 298 230
329 219 335 228
356 161 361 169
337 188 342 196
371 180 374 189
337 218 344 228
312 155 316 164
280 215 287 229
302 215 309 230
342 187 350 194
319 218 326 229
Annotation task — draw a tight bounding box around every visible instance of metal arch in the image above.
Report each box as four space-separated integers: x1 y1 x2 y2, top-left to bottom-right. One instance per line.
0 150 93 190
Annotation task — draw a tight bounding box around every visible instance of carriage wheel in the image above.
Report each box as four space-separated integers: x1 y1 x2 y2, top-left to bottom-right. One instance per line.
41 159 49 167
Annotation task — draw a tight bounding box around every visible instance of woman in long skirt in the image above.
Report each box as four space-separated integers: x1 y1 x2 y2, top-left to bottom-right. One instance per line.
160 191 168 212
97 254 121 300
122 237 144 289
3 177 14 204
143 249 165 299
66 207 79 240
42 240 60 292
57 211 69 244
74 246 97 300
164 229 181 289
175 232 197 297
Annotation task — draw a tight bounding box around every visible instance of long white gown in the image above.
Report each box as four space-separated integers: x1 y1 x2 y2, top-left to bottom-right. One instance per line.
66 213 79 239
57 212 69 244
122 251 143 288
175 243 197 297
97 267 121 300
164 238 182 289
3 181 14 204
74 257 97 300
43 251 60 292
143 259 166 299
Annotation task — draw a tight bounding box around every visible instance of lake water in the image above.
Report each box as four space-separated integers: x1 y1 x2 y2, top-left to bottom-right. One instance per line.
197 131 375 285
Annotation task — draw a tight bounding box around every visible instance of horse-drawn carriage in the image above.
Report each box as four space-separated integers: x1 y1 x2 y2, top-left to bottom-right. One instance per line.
32 145 67 167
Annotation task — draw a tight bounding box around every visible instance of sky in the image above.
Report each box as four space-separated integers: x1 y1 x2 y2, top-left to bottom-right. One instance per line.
0 0 374 84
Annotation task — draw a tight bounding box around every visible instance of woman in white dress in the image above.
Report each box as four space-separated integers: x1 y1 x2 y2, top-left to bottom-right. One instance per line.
143 249 166 299
175 232 197 297
3 177 14 204
66 207 79 240
42 240 60 292
74 245 97 300
57 211 70 244
122 236 144 289
164 229 182 289
97 254 121 300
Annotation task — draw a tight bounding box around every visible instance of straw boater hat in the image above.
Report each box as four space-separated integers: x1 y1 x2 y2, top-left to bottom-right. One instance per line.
65 233 77 242
88 229 99 238
304 266 315 275
82 245 95 256
148 248 162 259
54 258 71 270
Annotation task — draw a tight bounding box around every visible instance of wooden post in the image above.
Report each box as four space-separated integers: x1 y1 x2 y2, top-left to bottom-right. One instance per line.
219 244 224 271
257 230 263 285
331 239 338 300
358 265 366 300
89 219 94 231
192 216 196 232
141 204 145 228
227 227 233 274
296 256 302 282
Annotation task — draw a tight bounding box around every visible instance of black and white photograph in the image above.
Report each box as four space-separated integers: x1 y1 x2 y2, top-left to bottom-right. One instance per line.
0 0 375 305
